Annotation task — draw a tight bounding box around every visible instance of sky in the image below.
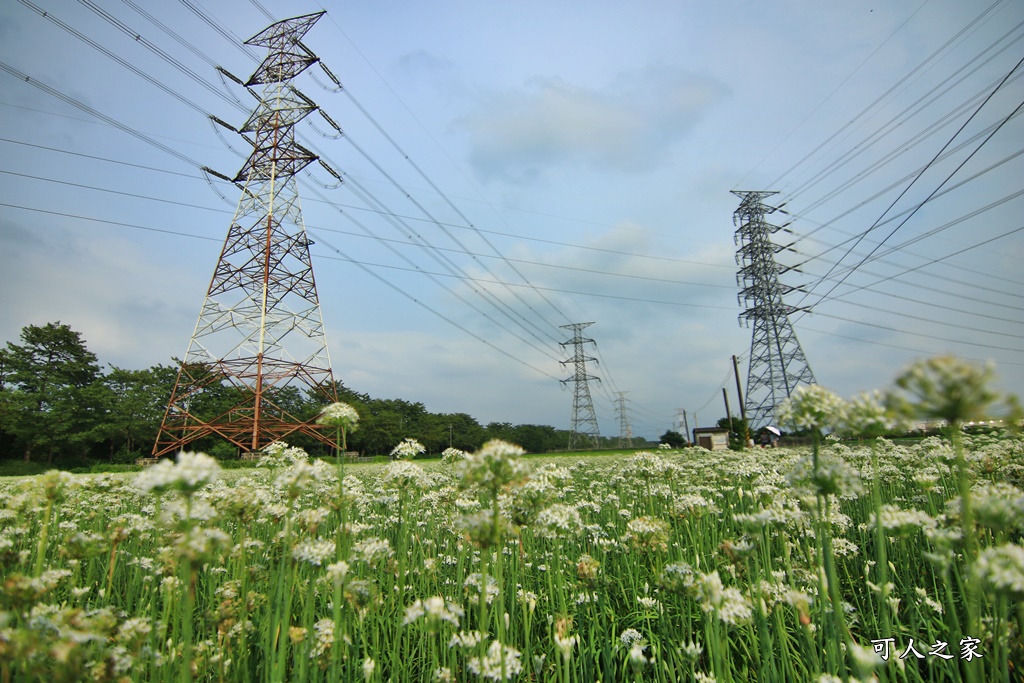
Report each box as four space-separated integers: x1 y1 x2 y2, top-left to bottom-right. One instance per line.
1 0 1022 441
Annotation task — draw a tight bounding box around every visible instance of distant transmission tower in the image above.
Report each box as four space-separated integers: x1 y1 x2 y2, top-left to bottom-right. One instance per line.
154 12 339 457
560 322 601 450
733 190 816 431
614 391 633 449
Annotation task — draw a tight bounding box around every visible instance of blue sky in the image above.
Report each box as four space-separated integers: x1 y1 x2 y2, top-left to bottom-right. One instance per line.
1 0 1022 440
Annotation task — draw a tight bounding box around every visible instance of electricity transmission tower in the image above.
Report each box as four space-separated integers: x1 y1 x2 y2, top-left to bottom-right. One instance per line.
154 12 339 457
614 391 633 449
733 190 816 431
560 322 601 450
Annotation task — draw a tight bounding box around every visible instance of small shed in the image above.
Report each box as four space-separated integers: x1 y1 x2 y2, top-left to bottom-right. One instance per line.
692 427 730 451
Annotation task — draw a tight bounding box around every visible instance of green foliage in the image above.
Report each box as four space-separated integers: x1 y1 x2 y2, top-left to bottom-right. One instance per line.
0 459 49 477
659 429 687 448
102 364 179 455
715 416 750 450
0 322 584 466
204 440 240 461
0 322 103 463
85 463 140 474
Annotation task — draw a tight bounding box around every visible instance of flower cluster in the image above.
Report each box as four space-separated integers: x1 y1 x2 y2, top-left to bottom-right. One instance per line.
974 543 1024 598
134 451 220 496
889 356 1002 424
535 504 583 539
456 440 529 495
839 390 903 438
441 447 466 463
622 515 671 552
695 570 753 626
381 460 429 491
391 438 426 460
316 401 360 428
466 641 523 681
402 596 464 632
775 385 847 432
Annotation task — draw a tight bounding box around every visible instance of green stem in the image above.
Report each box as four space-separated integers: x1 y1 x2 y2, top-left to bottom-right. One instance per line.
952 426 981 683
105 539 120 598
237 525 250 680
181 495 195 683
272 514 294 682
477 544 490 678
821 497 854 677
33 498 53 577
871 441 892 642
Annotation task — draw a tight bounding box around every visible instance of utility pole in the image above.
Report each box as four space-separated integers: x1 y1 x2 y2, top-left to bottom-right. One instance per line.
722 387 733 439
154 13 339 457
614 391 633 449
732 354 750 446
733 191 816 431
560 322 601 450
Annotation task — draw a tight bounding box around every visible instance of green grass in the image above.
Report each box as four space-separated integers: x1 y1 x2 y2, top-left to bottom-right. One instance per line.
0 434 1022 682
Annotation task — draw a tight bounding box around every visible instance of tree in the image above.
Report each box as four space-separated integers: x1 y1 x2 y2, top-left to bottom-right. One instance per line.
716 416 750 450
356 409 405 455
0 322 103 462
659 430 687 448
103 364 179 458
484 422 515 442
507 424 560 453
440 413 486 452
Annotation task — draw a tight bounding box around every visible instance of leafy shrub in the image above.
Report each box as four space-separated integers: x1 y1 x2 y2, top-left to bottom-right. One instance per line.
0 460 49 477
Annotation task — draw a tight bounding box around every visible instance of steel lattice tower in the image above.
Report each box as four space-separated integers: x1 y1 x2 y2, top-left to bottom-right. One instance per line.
614 391 633 449
560 322 601 450
154 12 338 457
733 190 816 431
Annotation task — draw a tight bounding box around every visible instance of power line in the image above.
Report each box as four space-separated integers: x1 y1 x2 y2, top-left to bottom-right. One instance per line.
16 0 234 116
799 324 1024 367
1 161 738 292
761 0 1006 191
810 310 1023 354
784 19 1024 205
799 79 1024 218
801 223 1024 313
0 59 569 362
0 201 219 242
791 163 1024 281
794 54 1024 314
0 61 203 171
13 0 570 356
734 0 934 189
0 134 730 270
311 232 561 382
821 296 1024 343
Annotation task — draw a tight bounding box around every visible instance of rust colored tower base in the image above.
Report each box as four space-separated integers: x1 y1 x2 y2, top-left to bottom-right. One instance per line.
154 358 337 457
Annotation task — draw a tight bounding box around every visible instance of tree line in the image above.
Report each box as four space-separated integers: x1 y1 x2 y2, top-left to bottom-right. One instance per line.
0 322 635 467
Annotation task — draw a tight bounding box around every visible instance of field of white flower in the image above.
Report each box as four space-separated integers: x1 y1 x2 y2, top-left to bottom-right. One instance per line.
1 428 1022 683
1 356 1022 683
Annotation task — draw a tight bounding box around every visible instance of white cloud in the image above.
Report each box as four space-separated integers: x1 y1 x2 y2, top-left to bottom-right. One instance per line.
458 65 729 183
0 220 201 370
